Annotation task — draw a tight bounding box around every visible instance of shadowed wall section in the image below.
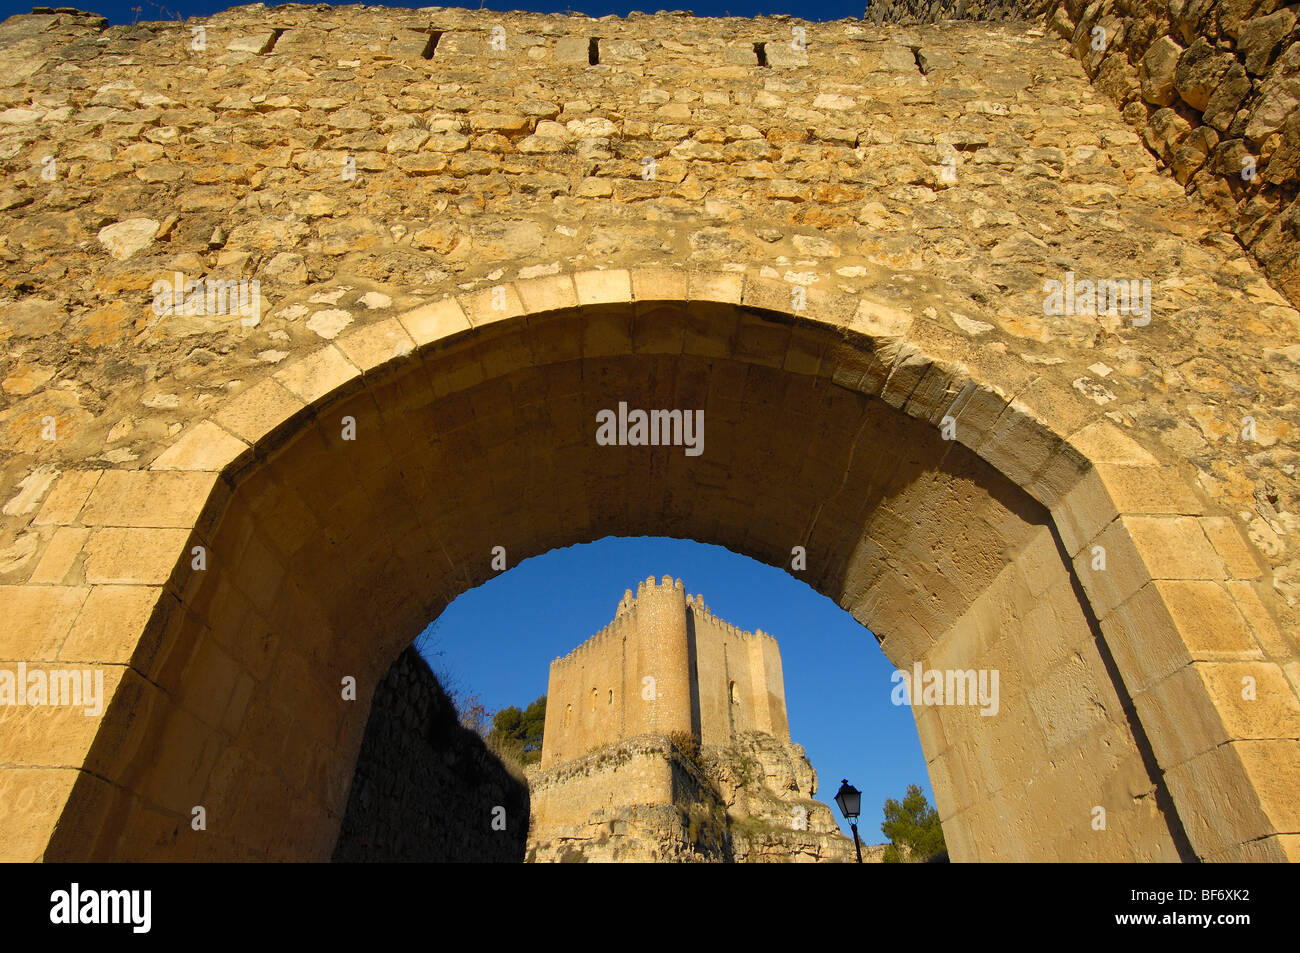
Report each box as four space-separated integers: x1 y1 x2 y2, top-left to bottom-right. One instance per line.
332 646 528 863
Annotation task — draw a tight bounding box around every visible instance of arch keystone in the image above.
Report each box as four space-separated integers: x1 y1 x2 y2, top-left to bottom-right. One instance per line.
630 267 687 303
687 271 743 305
463 283 525 327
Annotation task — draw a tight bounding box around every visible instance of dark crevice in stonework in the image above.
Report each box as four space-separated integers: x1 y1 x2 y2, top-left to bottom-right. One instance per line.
753 41 768 67
588 36 599 65
421 30 442 60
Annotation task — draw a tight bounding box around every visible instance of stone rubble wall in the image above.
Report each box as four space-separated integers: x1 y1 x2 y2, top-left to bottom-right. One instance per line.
332 645 529 862
1043 0 1299 307
0 6 1296 616
526 731 861 861
865 0 1051 25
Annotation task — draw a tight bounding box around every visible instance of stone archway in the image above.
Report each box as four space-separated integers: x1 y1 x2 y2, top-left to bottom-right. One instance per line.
4 269 1293 861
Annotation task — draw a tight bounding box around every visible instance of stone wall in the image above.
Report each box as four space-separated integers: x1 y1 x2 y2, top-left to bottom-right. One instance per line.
1 4 1296 863
1043 0 1299 306
332 646 529 862
865 0 1049 24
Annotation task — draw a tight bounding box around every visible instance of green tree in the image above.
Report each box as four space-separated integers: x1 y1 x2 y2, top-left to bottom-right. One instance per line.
487 695 546 765
880 784 946 862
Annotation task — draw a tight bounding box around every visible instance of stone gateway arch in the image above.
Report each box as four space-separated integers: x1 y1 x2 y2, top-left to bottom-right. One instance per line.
0 2 1296 862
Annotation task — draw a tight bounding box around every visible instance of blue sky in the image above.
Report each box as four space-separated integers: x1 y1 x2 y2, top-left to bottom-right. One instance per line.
419 536 933 842
3 0 867 26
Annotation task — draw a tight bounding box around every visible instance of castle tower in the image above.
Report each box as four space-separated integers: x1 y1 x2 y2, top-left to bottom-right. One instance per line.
540 577 789 768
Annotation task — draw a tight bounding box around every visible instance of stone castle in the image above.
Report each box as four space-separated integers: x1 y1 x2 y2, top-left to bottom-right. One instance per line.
528 577 858 862
541 575 789 765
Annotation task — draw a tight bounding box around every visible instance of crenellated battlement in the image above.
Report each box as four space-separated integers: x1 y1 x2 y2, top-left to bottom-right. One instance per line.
552 576 777 669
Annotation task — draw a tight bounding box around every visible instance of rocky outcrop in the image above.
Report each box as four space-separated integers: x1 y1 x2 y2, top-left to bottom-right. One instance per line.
526 731 868 862
865 0 1050 24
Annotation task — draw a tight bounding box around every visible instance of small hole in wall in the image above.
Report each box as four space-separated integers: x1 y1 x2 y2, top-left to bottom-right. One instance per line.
589 37 600 65
753 42 767 67
421 30 442 60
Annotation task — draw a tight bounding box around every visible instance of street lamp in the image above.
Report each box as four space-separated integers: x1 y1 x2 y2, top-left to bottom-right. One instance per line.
834 779 863 864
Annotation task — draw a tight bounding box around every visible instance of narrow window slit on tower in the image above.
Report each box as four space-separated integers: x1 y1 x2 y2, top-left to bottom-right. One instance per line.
262 28 286 54
588 37 600 65
753 42 767 67
421 30 442 59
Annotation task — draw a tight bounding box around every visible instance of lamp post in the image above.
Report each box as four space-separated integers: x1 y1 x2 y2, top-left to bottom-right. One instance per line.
835 779 863 864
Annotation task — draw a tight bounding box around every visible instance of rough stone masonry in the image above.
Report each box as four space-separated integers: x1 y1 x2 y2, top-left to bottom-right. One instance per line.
0 2 1296 862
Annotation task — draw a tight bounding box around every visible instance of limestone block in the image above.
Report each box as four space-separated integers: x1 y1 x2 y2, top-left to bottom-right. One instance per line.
273 345 363 405
214 378 309 447
83 527 190 586
554 36 590 65
0 665 125 766
574 269 632 307
1052 464 1204 559
0 585 88 659
82 470 217 528
59 585 162 665
397 298 471 348
0 768 81 861
630 267 687 304
334 318 416 372
32 471 101 526
516 274 578 314
462 283 525 328
687 271 744 306
149 422 248 474
1139 35 1182 106
29 526 89 585
1165 740 1300 857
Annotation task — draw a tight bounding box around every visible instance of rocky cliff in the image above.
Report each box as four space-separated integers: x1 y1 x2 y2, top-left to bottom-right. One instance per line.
526 731 873 862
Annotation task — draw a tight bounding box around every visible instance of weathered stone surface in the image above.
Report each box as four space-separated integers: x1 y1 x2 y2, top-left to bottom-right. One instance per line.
1239 8 1296 75
1175 37 1237 110
1140 35 1184 105
0 2 1295 866
332 647 529 862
